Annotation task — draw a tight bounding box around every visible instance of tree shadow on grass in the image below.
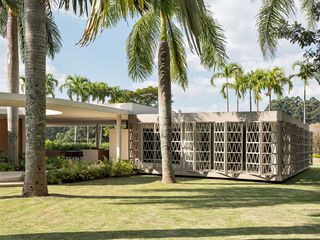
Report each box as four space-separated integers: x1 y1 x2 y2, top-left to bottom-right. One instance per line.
1 185 317 210
0 225 319 240
64 175 162 186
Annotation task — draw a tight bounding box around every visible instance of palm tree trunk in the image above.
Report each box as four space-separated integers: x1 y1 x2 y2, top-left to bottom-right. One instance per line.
226 77 229 112
249 90 252 112
158 12 175 184
256 100 259 112
6 9 19 169
22 0 48 197
236 96 239 112
303 82 306 124
269 91 272 111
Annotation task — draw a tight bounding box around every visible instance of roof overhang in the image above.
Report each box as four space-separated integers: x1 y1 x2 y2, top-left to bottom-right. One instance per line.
0 92 131 125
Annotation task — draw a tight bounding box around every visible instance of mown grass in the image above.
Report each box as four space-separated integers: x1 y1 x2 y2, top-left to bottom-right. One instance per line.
0 161 319 240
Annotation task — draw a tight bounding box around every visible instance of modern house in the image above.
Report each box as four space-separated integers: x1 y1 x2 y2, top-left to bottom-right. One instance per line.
0 92 313 182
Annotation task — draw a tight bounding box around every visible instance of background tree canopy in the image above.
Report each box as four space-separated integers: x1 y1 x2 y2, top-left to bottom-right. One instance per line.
266 96 320 124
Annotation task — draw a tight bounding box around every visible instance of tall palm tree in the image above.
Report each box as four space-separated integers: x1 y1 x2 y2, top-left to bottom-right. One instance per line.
22 0 48 197
220 68 245 112
290 61 318 124
60 75 91 143
241 70 264 112
22 0 91 197
211 63 242 112
256 0 317 57
124 2 226 183
20 74 59 97
264 67 292 111
0 0 61 169
80 0 227 184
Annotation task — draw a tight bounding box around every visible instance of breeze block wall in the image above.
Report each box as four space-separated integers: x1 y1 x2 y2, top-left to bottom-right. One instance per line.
128 111 312 182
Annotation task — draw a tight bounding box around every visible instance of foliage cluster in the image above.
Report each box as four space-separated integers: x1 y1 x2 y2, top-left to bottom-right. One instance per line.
267 97 320 124
46 159 135 184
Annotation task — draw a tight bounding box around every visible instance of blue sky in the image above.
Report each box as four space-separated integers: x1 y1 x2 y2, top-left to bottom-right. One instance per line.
1 0 318 112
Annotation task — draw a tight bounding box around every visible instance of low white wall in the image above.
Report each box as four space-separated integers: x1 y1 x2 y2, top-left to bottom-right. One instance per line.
109 129 128 160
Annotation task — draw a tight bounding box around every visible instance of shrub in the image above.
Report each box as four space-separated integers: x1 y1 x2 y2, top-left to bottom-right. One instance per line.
0 163 15 171
45 140 96 151
46 160 134 184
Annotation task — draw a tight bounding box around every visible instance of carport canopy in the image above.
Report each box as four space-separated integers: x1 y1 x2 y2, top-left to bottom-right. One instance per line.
0 92 158 160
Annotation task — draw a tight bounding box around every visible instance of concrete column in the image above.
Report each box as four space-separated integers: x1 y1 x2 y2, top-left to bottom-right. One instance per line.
95 125 100 149
116 115 121 161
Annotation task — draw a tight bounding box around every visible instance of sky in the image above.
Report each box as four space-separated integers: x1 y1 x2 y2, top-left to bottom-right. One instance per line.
0 0 319 113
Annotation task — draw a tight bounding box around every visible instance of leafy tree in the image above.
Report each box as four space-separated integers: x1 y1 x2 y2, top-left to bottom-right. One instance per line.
278 3 320 75
256 0 317 57
81 1 227 184
268 96 320 124
211 63 242 112
290 61 319 124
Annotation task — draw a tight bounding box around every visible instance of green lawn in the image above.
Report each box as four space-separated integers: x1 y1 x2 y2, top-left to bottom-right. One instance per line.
0 161 319 240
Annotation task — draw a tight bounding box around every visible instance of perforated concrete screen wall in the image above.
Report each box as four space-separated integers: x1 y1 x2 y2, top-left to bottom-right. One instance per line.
128 111 313 182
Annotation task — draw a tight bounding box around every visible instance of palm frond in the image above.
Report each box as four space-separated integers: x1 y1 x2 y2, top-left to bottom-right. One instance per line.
256 0 296 58
167 20 187 90
301 0 318 29
80 0 144 45
175 0 205 54
57 0 92 16
126 11 160 81
46 12 62 59
199 10 227 70
0 6 7 37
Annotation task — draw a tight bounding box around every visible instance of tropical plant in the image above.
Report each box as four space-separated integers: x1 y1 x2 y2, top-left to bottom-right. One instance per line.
256 0 318 57
124 2 226 183
0 0 61 169
22 0 91 197
220 67 245 112
20 73 59 97
290 61 319 124
211 63 242 112
60 75 91 102
81 1 227 183
91 81 110 104
264 67 292 111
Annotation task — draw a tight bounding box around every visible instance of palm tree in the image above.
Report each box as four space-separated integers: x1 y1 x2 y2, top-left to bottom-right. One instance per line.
1 0 61 169
22 0 91 197
290 61 318 124
20 74 59 97
45 73 59 97
124 2 226 183
60 75 91 143
256 0 317 57
220 68 245 112
211 63 242 112
22 0 48 197
80 1 227 184
60 75 91 102
91 81 110 104
264 67 292 111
